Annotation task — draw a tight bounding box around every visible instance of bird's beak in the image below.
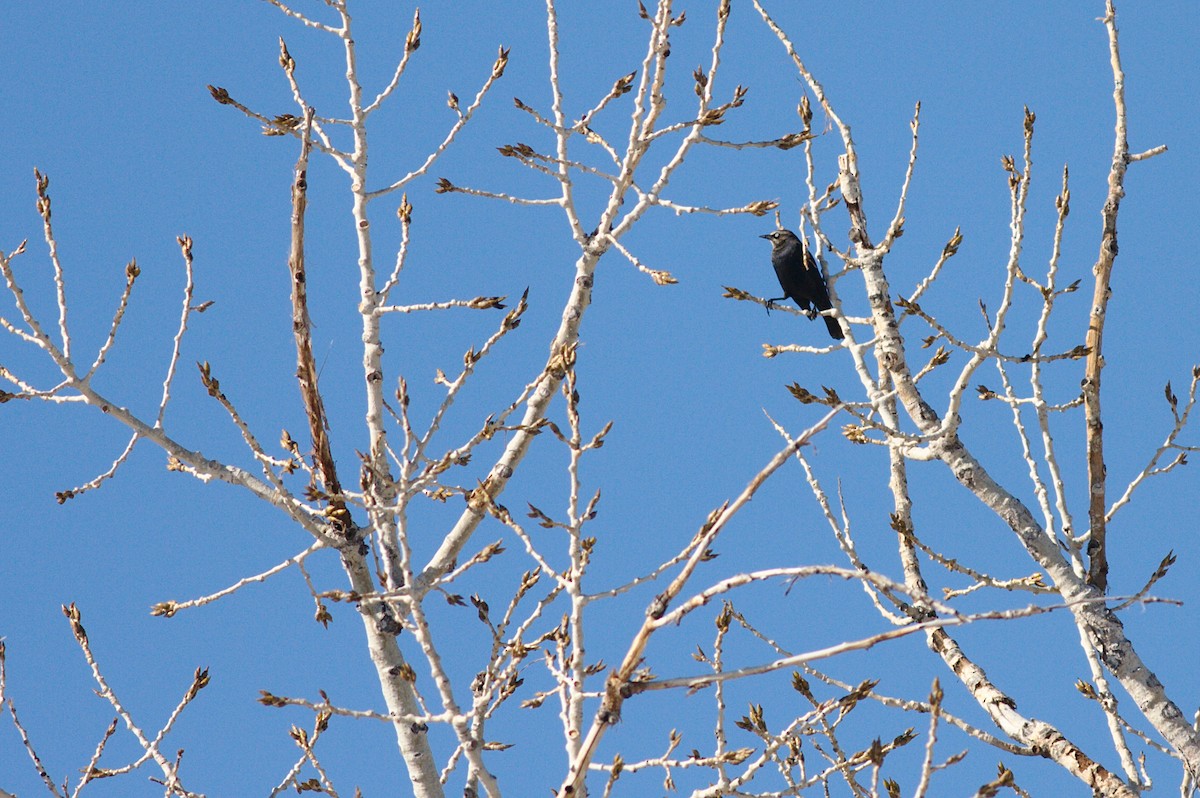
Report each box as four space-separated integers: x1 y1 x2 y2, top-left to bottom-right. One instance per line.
759 234 772 240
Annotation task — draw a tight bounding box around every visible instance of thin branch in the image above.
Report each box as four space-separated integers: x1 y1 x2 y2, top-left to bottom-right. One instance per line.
155 237 199 429
59 604 200 795
150 542 324 618
82 259 139 381
1082 0 1132 593
260 0 341 34
879 101 922 252
367 47 511 198
288 109 351 539
363 9 422 114
2 641 66 797
1106 367 1200 523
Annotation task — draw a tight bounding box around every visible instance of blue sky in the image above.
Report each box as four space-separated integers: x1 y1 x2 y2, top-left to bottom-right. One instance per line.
2 2 1199 796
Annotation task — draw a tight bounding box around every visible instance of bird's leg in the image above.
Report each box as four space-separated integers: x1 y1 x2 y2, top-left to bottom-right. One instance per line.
765 296 787 315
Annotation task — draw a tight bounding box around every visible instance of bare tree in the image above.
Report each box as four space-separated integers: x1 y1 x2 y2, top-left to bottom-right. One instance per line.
2 2 1196 797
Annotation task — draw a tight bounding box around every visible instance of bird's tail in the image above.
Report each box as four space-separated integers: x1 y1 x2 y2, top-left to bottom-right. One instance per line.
814 295 844 340
822 312 844 340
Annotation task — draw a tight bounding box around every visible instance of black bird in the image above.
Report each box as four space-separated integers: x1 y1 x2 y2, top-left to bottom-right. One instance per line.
760 229 844 340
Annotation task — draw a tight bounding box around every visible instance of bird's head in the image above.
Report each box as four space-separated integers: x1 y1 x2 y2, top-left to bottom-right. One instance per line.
760 229 800 249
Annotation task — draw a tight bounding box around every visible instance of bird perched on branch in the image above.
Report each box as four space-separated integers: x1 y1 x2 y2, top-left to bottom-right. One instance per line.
760 229 843 340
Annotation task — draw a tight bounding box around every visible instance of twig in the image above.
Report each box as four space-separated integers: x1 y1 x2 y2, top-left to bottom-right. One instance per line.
151 542 324 618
